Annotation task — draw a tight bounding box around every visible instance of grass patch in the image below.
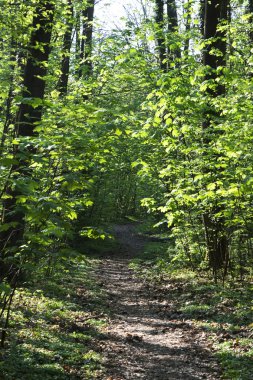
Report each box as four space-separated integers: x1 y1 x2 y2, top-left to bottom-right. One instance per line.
0 260 107 380
74 230 121 258
129 238 181 282
175 280 253 379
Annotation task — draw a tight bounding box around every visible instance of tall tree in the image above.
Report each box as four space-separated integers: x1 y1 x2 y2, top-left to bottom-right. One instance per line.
166 0 178 31
248 0 253 43
184 0 192 54
57 0 74 95
0 37 16 152
79 0 95 79
166 0 180 59
0 0 55 280
202 0 229 278
155 0 167 71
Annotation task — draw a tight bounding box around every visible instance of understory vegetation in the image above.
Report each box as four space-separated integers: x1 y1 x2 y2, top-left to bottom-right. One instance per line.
1 0 253 378
0 258 107 379
130 236 253 380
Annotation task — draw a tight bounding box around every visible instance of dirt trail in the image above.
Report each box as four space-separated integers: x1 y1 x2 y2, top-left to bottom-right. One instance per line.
95 224 221 380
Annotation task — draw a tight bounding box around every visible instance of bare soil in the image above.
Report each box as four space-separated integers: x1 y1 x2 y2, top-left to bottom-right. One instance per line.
95 224 221 380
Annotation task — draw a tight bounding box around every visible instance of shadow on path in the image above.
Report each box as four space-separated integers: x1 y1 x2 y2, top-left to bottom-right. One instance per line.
95 224 221 380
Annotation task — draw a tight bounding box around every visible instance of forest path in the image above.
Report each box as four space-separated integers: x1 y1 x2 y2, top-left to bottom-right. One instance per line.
95 224 221 380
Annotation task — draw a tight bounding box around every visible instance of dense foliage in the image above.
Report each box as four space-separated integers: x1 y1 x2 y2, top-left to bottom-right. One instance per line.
0 0 253 371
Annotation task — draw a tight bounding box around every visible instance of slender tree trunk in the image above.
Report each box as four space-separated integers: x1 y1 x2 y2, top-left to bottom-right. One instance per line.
0 0 55 281
202 0 228 279
79 0 95 79
166 0 181 59
202 0 227 72
199 0 205 37
155 0 167 71
16 2 54 137
248 0 253 43
57 0 74 95
184 0 192 55
166 0 178 30
249 0 253 13
0 38 16 154
75 10 81 77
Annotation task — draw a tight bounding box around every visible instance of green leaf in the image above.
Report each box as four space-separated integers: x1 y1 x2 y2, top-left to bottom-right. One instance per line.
115 128 122 136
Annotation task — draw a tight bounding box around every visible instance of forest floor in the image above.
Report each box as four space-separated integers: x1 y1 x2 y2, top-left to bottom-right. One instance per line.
95 224 221 380
1 224 252 379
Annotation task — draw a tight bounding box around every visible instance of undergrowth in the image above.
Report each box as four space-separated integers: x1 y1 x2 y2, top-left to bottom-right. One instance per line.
0 259 107 380
130 239 253 380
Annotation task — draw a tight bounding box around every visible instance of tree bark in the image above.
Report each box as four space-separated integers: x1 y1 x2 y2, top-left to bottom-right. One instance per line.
184 0 192 55
203 0 227 73
58 0 74 95
166 0 178 31
199 0 205 37
0 0 55 281
0 38 16 154
248 0 253 43
166 0 181 59
202 0 228 278
155 0 167 71
16 1 54 137
79 0 95 79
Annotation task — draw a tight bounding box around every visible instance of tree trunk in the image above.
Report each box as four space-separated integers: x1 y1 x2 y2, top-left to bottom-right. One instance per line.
202 0 228 279
79 0 95 79
0 0 54 281
57 0 74 95
0 38 16 154
199 0 205 37
166 0 178 31
184 0 192 55
202 0 227 73
16 1 54 137
166 0 181 59
248 0 253 43
154 0 167 71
